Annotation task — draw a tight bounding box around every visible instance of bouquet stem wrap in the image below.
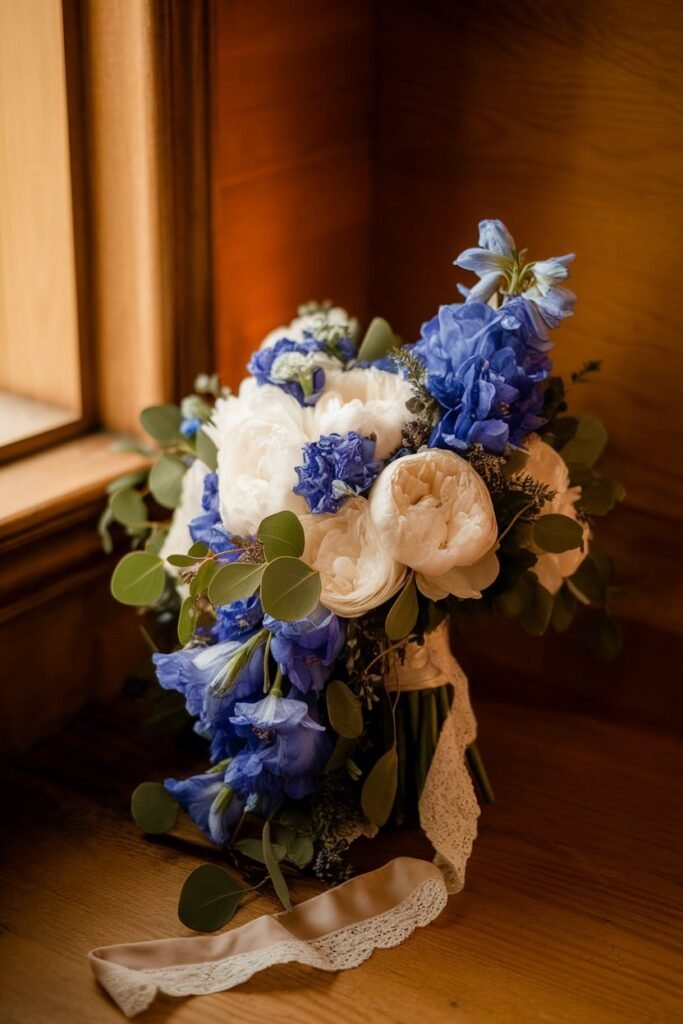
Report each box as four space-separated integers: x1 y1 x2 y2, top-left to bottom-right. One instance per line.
89 625 479 1017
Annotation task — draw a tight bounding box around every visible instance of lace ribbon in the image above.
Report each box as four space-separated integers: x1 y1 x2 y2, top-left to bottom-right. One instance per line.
89 627 478 1016
89 858 448 1018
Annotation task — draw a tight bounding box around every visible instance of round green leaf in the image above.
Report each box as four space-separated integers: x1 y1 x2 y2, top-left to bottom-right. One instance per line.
551 585 578 633
357 317 396 363
326 680 363 739
167 553 199 567
233 838 287 864
361 747 398 827
111 551 165 606
177 864 245 933
262 820 292 911
578 478 626 516
385 576 419 640
532 514 584 554
140 404 183 444
110 488 147 527
149 454 186 509
190 559 220 597
130 781 179 834
208 562 265 606
106 469 149 495
260 557 321 622
178 596 198 645
519 577 553 636
560 415 607 468
257 510 305 560
145 527 169 556
195 428 218 471
567 554 606 607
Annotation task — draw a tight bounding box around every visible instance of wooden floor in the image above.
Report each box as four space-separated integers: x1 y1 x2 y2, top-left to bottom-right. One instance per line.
1 694 681 1024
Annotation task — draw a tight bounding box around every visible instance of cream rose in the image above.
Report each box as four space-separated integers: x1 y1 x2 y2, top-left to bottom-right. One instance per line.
522 434 590 595
315 366 415 459
302 496 407 617
369 449 499 599
210 384 315 537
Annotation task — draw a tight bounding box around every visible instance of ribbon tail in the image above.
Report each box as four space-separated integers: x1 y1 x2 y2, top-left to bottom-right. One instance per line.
88 857 448 1018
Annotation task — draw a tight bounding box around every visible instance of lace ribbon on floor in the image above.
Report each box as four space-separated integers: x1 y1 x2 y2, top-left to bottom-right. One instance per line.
89 626 478 1016
89 858 448 1018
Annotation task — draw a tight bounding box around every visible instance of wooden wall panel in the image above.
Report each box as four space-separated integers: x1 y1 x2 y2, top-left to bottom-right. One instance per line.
211 0 374 391
372 0 683 634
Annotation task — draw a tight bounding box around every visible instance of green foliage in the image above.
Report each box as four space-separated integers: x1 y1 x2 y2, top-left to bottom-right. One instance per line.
262 819 292 911
177 864 245 932
326 680 363 739
149 453 186 509
110 488 147 527
145 527 169 556
385 576 419 640
357 317 397 363
233 838 286 864
111 551 165 606
560 415 607 467
130 781 179 834
257 510 305 560
532 513 584 554
98 505 114 555
260 557 321 622
551 585 578 633
209 562 265 606
578 477 625 516
496 571 553 636
106 469 149 495
195 428 218 471
567 553 607 607
361 747 398 826
177 595 198 645
587 612 624 660
140 404 183 445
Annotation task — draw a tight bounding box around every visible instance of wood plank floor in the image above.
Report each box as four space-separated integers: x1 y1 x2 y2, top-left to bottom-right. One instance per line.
1 694 681 1024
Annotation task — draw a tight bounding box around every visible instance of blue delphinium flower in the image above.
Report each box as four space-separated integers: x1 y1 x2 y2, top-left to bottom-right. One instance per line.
454 218 576 327
413 302 504 407
164 769 244 846
211 596 262 643
180 416 202 438
226 693 331 808
248 338 327 406
188 472 232 553
263 606 346 694
293 432 381 514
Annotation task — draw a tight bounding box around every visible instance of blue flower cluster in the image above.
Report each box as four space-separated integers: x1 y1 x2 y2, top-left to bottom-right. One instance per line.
155 603 344 845
293 432 381 514
189 472 232 553
413 300 548 454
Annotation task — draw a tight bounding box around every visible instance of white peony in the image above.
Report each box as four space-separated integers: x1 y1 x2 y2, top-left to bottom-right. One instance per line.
209 383 315 537
369 449 500 599
315 366 415 459
259 306 357 350
301 496 407 617
159 457 209 567
522 434 590 594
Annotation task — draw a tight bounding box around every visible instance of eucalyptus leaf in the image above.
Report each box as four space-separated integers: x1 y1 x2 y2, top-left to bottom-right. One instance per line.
167 553 199 567
551 585 578 633
149 454 187 509
98 505 114 555
282 832 314 869
495 572 535 618
177 864 245 932
262 819 292 911
567 554 606 607
130 781 178 834
110 488 147 527
357 317 396 363
191 559 220 597
178 596 198 645
325 735 356 774
519 576 554 636
189 540 210 558
233 838 286 864
111 551 165 606
532 513 584 554
140 404 183 445
385 576 418 640
260 557 321 622
361 747 398 827
208 562 265 606
145 527 169 556
195 428 218 471
326 680 363 739
257 511 305 560
106 469 149 495
578 478 626 516
560 415 607 468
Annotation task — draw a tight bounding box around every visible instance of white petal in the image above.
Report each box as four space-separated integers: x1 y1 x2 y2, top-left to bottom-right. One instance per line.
477 219 516 255
455 247 510 276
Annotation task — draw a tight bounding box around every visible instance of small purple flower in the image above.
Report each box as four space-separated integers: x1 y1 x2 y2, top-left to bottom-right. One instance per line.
248 338 327 406
164 769 243 846
293 431 381 514
264 606 346 694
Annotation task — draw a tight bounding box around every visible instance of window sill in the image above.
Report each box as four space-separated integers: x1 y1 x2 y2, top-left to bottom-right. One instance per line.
0 432 148 548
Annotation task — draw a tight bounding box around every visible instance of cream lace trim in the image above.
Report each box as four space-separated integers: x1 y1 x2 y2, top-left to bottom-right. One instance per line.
93 875 447 1018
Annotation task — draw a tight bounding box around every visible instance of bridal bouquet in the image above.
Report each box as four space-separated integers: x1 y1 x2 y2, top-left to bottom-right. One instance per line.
103 219 623 934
